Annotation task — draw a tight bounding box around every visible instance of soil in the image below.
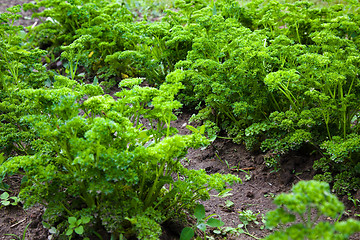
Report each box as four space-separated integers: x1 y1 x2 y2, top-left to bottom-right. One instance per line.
1 1 360 240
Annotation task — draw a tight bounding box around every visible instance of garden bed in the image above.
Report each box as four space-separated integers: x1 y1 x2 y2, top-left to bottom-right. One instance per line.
1 0 360 239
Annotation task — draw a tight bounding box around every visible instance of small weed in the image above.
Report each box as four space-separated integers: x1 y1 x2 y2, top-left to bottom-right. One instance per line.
264 155 280 173
348 193 360 209
221 200 235 211
264 192 276 199
0 192 20 209
239 169 252 181
180 204 224 240
66 216 91 240
236 209 261 239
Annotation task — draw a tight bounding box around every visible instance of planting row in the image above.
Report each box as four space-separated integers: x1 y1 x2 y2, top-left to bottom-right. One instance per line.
1 0 360 239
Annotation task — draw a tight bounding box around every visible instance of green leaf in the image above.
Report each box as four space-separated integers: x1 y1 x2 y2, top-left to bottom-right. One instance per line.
66 228 73 236
44 56 51 63
217 189 233 198
186 125 199 133
207 218 224 228
1 192 9 200
180 227 194 240
197 223 206 232
0 153 5 165
212 3 217 15
49 227 57 234
75 226 84 235
81 216 91 224
199 125 206 135
213 229 221 234
68 217 77 225
42 221 51 229
194 204 206 220
93 76 98 85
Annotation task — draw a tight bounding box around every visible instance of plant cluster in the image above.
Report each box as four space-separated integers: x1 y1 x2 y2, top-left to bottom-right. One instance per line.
264 180 360 240
1 74 240 239
0 2 240 239
2 0 360 239
19 0 360 196
0 5 50 156
162 0 360 194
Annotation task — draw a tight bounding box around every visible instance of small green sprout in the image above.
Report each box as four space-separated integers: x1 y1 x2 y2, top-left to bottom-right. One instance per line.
0 192 20 209
180 204 224 240
66 216 91 240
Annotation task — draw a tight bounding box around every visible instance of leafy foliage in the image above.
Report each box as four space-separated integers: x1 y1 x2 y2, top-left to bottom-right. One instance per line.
1 74 239 239
0 5 50 155
264 180 360 240
3 0 360 238
162 0 360 193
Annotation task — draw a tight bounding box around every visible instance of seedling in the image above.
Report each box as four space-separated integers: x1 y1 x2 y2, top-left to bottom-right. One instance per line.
236 209 261 239
239 209 259 225
66 216 91 240
348 193 360 209
264 192 276 199
239 169 252 182
211 188 233 198
0 192 20 209
180 204 224 240
224 200 234 210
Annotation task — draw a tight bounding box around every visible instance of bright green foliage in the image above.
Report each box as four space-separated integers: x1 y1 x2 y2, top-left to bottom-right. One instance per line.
1 4 241 238
264 180 360 240
61 35 92 81
1 75 239 238
313 135 360 194
115 77 183 141
24 0 135 82
0 6 50 155
66 216 91 239
3 0 360 238
157 0 360 193
24 0 191 85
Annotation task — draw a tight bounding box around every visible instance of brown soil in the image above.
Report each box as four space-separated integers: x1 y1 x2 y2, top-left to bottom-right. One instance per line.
1 1 360 240
0 0 39 27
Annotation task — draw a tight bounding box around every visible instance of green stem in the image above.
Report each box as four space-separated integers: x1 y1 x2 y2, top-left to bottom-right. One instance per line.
166 113 171 137
295 22 301 44
325 116 332 140
143 160 166 209
270 92 282 112
93 231 104 240
278 85 299 113
307 207 312 228
339 82 347 138
60 202 74 216
243 225 261 240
